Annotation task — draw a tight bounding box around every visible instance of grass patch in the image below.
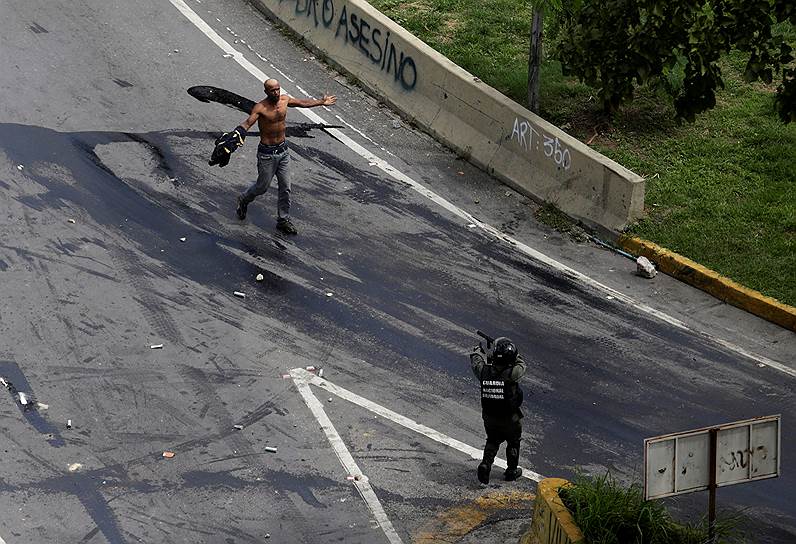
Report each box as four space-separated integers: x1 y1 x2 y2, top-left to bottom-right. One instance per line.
367 0 796 306
560 473 744 544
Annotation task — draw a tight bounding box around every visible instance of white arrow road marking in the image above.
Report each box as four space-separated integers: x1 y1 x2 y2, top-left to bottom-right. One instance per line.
290 367 542 543
291 368 543 482
291 369 405 544
168 0 790 376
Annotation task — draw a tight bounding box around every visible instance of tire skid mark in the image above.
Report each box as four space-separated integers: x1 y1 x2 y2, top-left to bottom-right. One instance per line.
107 246 185 344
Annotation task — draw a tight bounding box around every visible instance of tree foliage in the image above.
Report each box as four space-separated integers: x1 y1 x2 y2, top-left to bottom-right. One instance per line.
555 0 796 123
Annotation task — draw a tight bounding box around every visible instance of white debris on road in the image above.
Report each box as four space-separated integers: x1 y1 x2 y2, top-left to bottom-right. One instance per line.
636 256 657 278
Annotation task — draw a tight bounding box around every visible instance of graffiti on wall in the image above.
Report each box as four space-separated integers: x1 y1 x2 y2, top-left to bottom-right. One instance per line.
510 117 571 170
282 0 417 91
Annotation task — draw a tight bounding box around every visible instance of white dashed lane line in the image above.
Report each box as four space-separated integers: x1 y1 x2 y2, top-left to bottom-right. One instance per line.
166 0 792 377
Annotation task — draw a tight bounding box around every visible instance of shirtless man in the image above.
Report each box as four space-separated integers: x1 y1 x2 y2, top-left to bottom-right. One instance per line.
235 78 336 234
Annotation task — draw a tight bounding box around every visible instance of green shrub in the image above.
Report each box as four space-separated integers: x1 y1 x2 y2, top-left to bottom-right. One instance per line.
559 472 744 544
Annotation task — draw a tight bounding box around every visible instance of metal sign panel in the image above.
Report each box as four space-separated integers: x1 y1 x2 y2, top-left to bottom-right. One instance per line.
644 415 780 500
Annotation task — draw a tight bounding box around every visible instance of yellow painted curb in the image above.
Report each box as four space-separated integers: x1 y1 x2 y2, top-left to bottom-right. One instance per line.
520 478 583 544
412 490 535 543
618 235 796 332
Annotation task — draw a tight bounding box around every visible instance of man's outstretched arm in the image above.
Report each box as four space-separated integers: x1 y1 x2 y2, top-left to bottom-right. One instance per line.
239 106 261 130
208 107 259 167
288 94 337 108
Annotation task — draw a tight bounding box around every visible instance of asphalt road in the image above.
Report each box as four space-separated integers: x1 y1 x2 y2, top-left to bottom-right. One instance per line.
0 0 794 543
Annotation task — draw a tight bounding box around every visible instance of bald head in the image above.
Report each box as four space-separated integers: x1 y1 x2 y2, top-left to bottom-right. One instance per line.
263 78 281 103
263 78 281 102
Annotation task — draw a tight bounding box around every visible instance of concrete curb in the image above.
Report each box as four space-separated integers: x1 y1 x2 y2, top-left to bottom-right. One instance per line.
618 235 796 332
248 0 644 232
520 478 583 544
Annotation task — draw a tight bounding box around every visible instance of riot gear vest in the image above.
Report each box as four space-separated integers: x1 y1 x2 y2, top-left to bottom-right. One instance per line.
480 364 523 417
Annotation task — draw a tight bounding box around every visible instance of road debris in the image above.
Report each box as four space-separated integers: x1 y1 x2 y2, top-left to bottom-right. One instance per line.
234 291 246 298
68 463 82 472
150 344 164 349
636 256 657 278
265 446 277 453
162 451 175 459
256 273 264 281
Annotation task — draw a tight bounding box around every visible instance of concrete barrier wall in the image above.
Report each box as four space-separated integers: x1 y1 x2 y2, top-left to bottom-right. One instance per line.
519 478 584 544
252 0 645 231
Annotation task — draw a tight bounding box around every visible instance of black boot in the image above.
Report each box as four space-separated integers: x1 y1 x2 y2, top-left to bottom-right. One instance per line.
276 217 298 235
477 462 491 484
236 195 249 220
504 467 523 481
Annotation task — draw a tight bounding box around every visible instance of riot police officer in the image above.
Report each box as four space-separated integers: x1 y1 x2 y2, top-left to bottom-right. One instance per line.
470 335 526 484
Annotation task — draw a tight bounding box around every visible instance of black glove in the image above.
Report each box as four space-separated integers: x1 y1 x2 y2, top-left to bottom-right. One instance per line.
208 126 246 167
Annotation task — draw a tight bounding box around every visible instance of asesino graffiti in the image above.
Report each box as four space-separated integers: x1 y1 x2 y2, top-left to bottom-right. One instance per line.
510 117 571 170
284 0 417 91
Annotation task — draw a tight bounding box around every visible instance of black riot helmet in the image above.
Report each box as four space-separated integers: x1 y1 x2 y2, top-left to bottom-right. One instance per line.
492 337 518 366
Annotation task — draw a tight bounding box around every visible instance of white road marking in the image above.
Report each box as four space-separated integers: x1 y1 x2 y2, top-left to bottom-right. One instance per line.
292 368 543 481
167 0 791 376
291 369 405 544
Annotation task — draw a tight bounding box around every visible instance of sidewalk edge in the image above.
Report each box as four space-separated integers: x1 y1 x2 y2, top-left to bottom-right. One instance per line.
618 235 796 332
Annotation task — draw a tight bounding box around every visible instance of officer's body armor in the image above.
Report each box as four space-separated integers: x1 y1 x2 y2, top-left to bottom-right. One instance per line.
479 364 523 418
